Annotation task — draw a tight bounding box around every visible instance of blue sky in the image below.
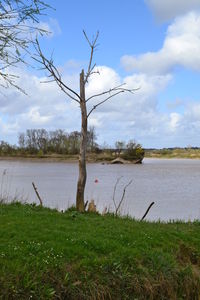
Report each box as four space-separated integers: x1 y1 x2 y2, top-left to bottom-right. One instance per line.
39 0 167 69
1 0 200 148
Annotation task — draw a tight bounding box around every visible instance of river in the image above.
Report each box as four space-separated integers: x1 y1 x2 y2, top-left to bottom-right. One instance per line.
0 158 200 221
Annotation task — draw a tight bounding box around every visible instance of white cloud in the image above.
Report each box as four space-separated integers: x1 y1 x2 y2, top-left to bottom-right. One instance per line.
23 106 52 125
37 18 61 38
1 3 200 149
38 21 52 35
1 62 200 148
169 112 181 131
88 117 101 128
0 64 172 147
85 71 172 145
48 18 62 36
0 117 19 138
121 12 200 74
119 6 200 147
184 102 200 121
146 0 200 21
86 66 121 97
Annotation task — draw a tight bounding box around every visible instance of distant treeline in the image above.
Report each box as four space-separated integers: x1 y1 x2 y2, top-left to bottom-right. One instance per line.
0 128 144 159
0 128 98 156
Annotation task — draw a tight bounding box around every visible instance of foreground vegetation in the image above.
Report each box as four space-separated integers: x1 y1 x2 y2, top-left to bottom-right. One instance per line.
0 203 200 299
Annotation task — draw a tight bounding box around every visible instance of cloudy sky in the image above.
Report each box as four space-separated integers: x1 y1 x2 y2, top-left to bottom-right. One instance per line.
1 0 200 148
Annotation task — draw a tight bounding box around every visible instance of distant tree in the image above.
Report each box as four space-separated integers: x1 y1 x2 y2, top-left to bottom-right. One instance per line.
18 128 99 155
35 32 137 212
25 129 38 153
48 129 67 154
87 126 97 152
115 141 125 156
18 132 26 149
124 140 144 160
0 140 16 155
68 131 81 154
35 129 48 153
0 0 49 92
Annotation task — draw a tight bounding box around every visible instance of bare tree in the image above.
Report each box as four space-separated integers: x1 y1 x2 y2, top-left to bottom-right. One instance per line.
0 0 49 92
34 31 137 212
115 141 125 156
87 126 97 152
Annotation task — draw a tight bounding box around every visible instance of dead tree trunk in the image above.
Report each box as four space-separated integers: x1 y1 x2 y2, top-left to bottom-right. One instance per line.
35 31 138 213
76 70 87 212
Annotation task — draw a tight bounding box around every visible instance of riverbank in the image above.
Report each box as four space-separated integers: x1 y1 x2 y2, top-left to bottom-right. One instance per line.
1 148 200 162
1 203 200 299
0 153 143 164
0 154 79 163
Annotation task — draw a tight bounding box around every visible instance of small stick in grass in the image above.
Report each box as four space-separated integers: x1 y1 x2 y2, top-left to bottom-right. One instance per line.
32 182 43 206
84 200 88 210
141 202 155 221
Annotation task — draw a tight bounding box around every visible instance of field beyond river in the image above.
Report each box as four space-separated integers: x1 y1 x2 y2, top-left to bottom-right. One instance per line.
145 147 200 159
0 202 200 299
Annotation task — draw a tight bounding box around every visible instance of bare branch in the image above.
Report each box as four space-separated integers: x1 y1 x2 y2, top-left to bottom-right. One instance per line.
0 0 51 92
86 83 139 118
87 90 124 118
40 79 56 84
83 30 99 50
86 84 124 102
112 176 123 211
83 30 99 84
40 77 80 102
0 71 28 94
34 39 81 103
86 84 139 102
89 69 100 77
83 30 92 47
116 179 133 216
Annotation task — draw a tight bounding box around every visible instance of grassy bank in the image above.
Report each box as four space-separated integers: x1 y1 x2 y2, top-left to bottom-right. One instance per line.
0 203 200 299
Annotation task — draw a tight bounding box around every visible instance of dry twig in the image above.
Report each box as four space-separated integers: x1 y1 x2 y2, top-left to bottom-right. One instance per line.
32 182 43 206
112 177 133 216
141 202 155 221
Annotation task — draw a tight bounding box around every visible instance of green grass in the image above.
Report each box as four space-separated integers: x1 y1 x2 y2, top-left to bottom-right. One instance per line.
0 203 200 299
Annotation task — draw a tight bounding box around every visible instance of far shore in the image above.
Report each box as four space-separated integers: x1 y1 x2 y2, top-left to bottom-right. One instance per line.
0 154 141 164
1 151 200 163
0 155 79 163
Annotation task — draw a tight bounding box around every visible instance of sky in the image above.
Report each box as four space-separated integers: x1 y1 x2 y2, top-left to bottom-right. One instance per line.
1 0 200 148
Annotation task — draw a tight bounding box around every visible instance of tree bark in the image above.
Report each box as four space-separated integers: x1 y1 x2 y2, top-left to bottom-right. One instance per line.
76 70 87 212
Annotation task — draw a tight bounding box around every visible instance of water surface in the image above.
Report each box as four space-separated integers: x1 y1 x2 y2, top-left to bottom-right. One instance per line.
0 158 200 221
